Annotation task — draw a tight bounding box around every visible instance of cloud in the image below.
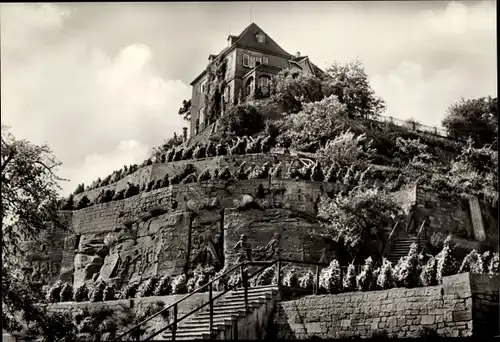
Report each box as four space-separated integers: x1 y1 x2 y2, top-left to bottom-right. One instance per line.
1 4 191 195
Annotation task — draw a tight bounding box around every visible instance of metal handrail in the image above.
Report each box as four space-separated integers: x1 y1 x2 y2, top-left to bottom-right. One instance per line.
416 220 427 251
381 221 400 258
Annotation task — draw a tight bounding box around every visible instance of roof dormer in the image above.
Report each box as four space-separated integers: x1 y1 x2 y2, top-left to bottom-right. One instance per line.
256 31 265 44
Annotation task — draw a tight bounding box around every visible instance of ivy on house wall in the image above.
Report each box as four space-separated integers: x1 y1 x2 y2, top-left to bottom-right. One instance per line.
204 57 228 124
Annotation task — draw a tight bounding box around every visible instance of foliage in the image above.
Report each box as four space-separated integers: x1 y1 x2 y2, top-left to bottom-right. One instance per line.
227 272 242 288
216 142 228 156
74 183 85 194
198 169 212 182
270 162 283 178
442 96 497 148
181 146 194 160
173 148 184 161
249 162 271 180
120 283 139 299
213 265 230 291
154 275 172 296
178 99 192 121
356 257 375 291
319 259 342 294
170 164 196 185
270 69 325 113
230 137 248 155
261 135 274 153
419 256 438 287
98 189 115 204
47 281 63 303
124 183 140 199
283 267 299 288
219 104 265 137
436 235 458 284
489 252 499 275
60 194 74 210
206 140 216 157
246 136 263 154
181 173 198 184
90 281 107 302
112 189 126 201
219 166 232 181
298 270 315 290
137 276 160 298
317 189 399 256
76 195 91 210
171 274 188 295
377 258 395 290
458 249 484 274
167 149 175 162
194 144 207 159
205 57 227 122
323 59 386 118
256 265 276 286
103 285 115 301
235 162 249 180
60 282 73 302
394 243 421 288
318 130 374 169
342 263 357 292
74 284 89 302
310 161 324 181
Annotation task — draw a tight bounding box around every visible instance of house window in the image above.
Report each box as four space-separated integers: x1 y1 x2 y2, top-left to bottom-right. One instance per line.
224 85 231 103
263 57 268 65
258 76 270 94
200 80 207 93
256 32 265 43
243 54 250 67
199 107 205 129
250 56 256 68
245 77 254 96
256 57 262 66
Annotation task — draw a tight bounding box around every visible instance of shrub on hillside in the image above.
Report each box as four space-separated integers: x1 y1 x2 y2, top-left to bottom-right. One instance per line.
103 285 115 301
458 249 484 274
270 162 283 178
261 135 274 153
171 274 188 295
173 148 184 161
206 141 217 157
420 256 438 287
219 104 265 137
60 194 74 210
194 145 207 159
283 267 299 288
181 173 197 184
74 183 85 195
230 137 248 156
98 189 115 203
311 161 325 181
489 252 499 275
59 282 73 302
377 258 395 290
298 164 313 180
167 149 175 162
356 257 375 291
120 283 140 299
395 243 421 288
171 164 196 185
249 162 271 180
213 265 230 291
181 146 194 160
481 251 493 269
219 167 232 181
256 265 275 286
90 281 107 302
112 189 126 201
124 183 140 198
73 284 89 302
325 165 337 183
216 142 228 156
235 162 249 180
299 270 315 290
343 264 357 292
136 276 160 298
319 259 342 294
154 275 172 296
76 196 91 210
198 169 212 182
162 174 170 187
246 136 263 154
436 235 458 284
152 179 163 190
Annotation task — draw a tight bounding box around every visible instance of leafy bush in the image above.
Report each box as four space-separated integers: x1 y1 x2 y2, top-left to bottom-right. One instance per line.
246 136 263 154
137 276 160 298
145 180 155 192
235 162 249 180
90 281 107 302
489 252 499 275
325 165 337 183
173 148 184 161
46 281 63 302
60 194 74 210
299 270 315 290
230 137 248 156
256 265 275 286
219 104 265 137
261 135 273 153
167 149 175 162
283 267 299 288
73 284 89 302
395 243 421 288
171 164 196 185
171 274 188 295
249 162 271 180
162 174 170 187
98 189 115 204
213 265 230 291
356 257 375 291
372 267 381 290
298 164 312 180
103 285 115 301
198 169 212 182
181 173 198 184
377 258 395 290
153 179 163 190
194 145 207 159
112 189 126 201
458 249 484 274
181 146 194 160
481 251 493 269
436 235 458 284
154 275 172 296
206 141 216 157
124 183 140 198
74 183 85 195
76 196 91 210
216 142 228 156
219 167 232 181
270 162 283 178
120 283 139 299
343 264 357 292
310 161 325 181
419 256 438 287
60 282 73 302
319 259 342 294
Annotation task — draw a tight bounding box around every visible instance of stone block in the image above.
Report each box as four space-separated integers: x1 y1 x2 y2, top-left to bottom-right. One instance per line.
421 315 436 325
452 310 472 322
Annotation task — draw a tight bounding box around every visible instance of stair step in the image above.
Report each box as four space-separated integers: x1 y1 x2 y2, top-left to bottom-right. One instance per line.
216 296 269 305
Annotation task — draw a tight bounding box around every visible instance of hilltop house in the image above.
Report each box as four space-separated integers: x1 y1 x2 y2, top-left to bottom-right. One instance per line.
189 22 321 137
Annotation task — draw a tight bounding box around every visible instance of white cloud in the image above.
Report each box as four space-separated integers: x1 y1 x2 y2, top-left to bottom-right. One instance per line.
1 4 190 196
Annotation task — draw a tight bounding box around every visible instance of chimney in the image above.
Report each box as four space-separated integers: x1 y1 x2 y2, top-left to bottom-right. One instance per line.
296 51 301 58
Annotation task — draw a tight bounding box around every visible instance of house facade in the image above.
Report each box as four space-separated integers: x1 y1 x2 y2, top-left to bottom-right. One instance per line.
189 23 319 137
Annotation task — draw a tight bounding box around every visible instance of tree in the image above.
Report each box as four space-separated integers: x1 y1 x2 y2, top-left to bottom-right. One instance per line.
178 99 192 121
1 125 77 340
442 96 497 148
318 130 375 169
323 59 386 118
218 104 265 137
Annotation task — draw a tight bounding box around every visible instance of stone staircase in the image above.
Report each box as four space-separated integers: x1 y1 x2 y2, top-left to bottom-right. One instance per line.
154 285 279 340
387 235 422 265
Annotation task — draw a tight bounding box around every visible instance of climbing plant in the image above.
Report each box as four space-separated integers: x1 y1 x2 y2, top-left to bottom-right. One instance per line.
205 57 228 123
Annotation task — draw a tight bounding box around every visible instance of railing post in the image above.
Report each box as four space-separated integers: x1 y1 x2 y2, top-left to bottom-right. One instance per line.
135 326 140 342
172 303 178 341
209 282 213 339
314 265 320 295
277 259 282 288
240 265 244 289
243 268 249 312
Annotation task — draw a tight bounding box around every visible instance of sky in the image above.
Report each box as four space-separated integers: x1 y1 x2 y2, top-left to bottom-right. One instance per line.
0 1 496 196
